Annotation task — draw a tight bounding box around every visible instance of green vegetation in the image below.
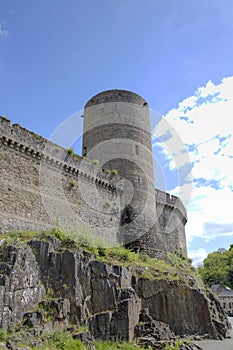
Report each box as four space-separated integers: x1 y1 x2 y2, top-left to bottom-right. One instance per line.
0 229 198 349
102 168 111 175
112 203 120 212
74 325 89 333
0 329 151 350
0 327 7 341
92 159 100 166
82 156 91 162
167 252 195 272
0 328 190 350
29 333 151 350
103 200 111 208
67 148 75 156
198 245 233 288
1 115 10 122
0 228 195 283
70 179 77 187
103 201 120 212
164 339 190 350
111 169 118 175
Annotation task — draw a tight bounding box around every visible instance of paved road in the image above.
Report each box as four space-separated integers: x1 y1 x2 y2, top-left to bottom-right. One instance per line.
193 317 233 350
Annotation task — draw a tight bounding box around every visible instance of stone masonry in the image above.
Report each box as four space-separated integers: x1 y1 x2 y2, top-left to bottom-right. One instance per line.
0 89 187 257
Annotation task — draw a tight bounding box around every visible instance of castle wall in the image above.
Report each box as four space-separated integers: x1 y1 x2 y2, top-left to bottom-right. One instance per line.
0 117 121 246
127 189 187 258
0 109 187 257
155 189 187 255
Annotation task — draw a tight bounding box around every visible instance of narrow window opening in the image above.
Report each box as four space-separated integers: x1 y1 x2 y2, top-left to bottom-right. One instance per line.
135 144 139 155
137 175 141 187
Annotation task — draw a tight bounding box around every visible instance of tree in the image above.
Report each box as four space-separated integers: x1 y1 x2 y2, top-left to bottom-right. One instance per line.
198 246 233 289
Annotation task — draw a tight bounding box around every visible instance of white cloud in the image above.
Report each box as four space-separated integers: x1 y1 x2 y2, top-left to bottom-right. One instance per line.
0 22 8 39
188 248 208 267
155 76 233 251
185 185 233 243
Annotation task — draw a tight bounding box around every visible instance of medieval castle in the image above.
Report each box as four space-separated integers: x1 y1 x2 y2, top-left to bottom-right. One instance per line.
0 89 187 258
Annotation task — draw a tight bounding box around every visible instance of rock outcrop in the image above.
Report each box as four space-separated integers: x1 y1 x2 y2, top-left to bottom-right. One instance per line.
0 234 229 348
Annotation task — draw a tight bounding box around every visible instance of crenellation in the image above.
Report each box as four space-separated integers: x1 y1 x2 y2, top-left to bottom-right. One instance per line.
0 89 188 257
155 188 187 220
0 131 119 193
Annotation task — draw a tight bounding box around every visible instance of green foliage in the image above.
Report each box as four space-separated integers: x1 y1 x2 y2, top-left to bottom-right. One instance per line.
75 325 89 333
111 169 118 175
1 115 10 121
103 200 111 208
0 230 38 245
0 327 7 341
111 246 131 261
92 159 99 166
70 179 77 187
31 331 91 349
198 245 233 288
0 327 151 349
0 228 194 283
102 168 111 175
102 200 120 212
163 340 189 350
112 203 120 212
139 252 149 263
50 228 76 248
167 252 193 271
94 341 150 350
67 148 75 156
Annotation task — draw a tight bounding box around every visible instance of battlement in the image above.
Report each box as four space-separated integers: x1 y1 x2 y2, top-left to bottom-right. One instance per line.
84 89 148 108
0 116 120 194
0 88 187 257
155 188 187 221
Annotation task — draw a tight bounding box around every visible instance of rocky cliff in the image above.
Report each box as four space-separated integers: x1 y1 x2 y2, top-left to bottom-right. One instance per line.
0 230 229 349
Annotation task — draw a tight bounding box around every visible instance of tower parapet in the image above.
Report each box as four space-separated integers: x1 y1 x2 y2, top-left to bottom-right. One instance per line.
155 189 187 255
0 88 188 257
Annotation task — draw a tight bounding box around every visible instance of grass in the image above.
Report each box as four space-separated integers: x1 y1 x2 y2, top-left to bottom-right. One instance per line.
31 334 151 350
0 327 7 341
0 329 152 350
164 339 190 350
0 230 198 349
0 228 196 283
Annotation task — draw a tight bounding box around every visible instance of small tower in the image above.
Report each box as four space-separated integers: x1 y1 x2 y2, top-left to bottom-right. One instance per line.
82 90 157 245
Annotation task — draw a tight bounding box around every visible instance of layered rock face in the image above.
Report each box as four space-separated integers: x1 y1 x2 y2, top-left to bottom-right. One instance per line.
0 236 229 343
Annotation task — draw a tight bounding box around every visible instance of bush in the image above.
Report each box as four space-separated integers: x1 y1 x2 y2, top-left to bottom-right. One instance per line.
70 179 77 187
67 148 75 156
111 169 118 175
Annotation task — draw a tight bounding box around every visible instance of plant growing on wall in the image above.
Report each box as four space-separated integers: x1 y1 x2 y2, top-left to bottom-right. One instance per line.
92 159 100 166
70 179 77 187
67 148 75 156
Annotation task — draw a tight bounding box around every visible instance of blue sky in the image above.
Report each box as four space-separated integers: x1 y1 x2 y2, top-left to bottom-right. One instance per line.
1 0 233 265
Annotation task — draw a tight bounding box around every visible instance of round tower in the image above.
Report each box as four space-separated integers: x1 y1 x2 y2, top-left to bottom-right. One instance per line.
82 89 157 245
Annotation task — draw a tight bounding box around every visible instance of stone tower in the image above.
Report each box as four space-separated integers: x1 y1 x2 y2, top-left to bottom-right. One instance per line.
82 89 157 245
